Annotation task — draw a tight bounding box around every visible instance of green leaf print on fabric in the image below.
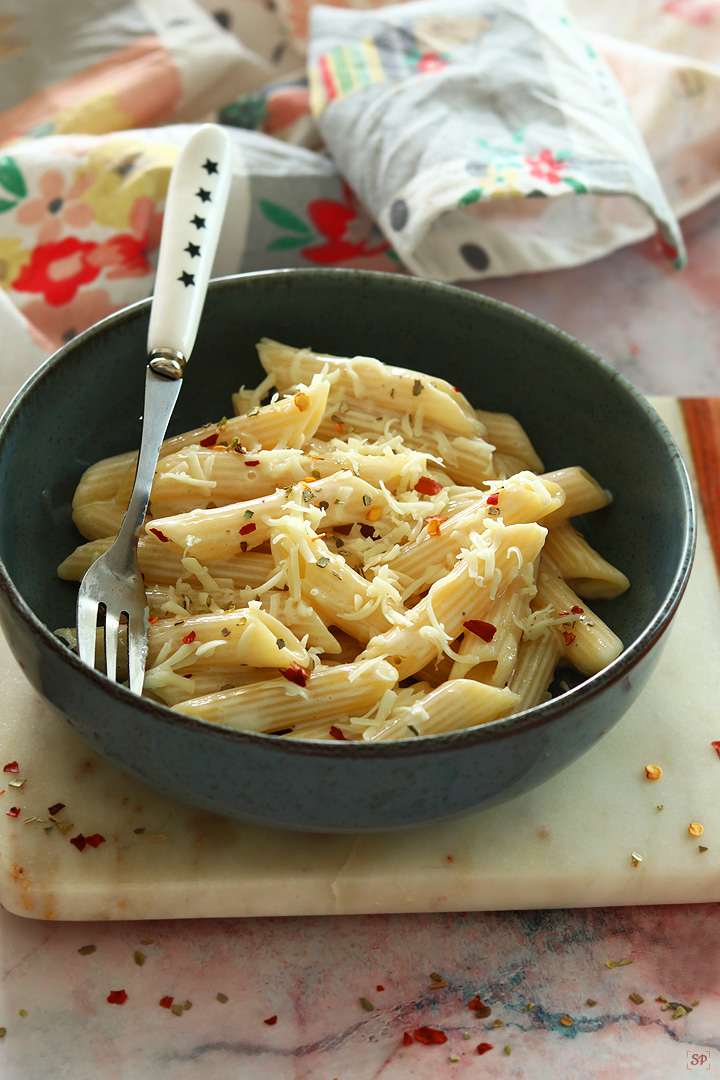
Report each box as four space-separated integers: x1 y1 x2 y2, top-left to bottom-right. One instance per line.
219 93 268 132
0 156 27 210
458 188 483 207
267 235 311 251
259 200 312 236
562 176 588 194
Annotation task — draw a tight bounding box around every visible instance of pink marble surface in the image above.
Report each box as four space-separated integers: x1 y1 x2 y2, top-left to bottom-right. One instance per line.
470 198 720 399
0 903 718 1078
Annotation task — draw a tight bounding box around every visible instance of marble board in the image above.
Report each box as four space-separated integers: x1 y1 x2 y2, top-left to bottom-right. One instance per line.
1 399 719 921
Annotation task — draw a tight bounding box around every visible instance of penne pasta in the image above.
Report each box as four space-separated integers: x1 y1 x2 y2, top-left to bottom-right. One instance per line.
540 466 611 524
173 659 399 732
60 341 629 742
365 679 520 740
360 521 546 679
542 521 630 599
58 535 275 589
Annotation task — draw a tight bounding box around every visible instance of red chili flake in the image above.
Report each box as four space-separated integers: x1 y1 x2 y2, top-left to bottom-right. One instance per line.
377 985 385 992
571 605 584 615
48 802 65 817
281 662 311 688
149 528 170 543
70 834 87 851
468 995 485 1010
712 741 720 759
107 990 127 1005
182 631 197 645
85 834 106 848
264 1016 278 1026
562 631 576 646
329 726 347 741
3 761 19 773
477 1043 494 1055
239 522 257 536
149 615 159 624
199 432 219 447
414 477 443 496
463 620 496 642
6 807 21 818
485 493 499 506
402 1032 413 1047
244 459 260 467
414 1027 448 1045
159 996 174 1009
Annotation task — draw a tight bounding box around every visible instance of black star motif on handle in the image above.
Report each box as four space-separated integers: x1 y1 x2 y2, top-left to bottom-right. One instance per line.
178 270 195 287
202 159 218 174
190 214 206 230
196 187 212 203
184 241 201 258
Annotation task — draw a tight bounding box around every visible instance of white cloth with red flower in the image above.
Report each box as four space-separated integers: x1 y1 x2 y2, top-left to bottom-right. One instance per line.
0 0 718 365
307 0 685 281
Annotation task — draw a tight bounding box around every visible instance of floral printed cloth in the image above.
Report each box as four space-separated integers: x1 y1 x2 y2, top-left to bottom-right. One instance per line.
307 0 684 281
0 0 718 364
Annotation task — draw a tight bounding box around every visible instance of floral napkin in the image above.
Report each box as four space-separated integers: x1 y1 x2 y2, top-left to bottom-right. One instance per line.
307 0 685 281
0 0 717 361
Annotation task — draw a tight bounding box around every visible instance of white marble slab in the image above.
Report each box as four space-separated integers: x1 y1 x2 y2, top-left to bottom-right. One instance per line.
1 400 719 921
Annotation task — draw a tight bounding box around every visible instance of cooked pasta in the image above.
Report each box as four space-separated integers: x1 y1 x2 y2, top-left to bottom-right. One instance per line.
58 341 629 741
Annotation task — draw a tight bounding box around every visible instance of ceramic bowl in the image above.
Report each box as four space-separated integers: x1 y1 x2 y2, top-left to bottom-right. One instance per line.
0 270 695 831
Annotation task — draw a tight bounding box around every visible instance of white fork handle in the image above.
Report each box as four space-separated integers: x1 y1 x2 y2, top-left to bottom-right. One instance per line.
147 124 233 362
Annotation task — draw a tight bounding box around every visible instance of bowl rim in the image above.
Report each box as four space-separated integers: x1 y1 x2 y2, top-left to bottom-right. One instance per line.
0 268 697 758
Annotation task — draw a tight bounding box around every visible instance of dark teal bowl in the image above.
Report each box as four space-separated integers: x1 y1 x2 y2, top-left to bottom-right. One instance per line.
0 270 695 831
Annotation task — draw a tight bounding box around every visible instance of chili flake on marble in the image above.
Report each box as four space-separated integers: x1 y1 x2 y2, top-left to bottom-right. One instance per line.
414 1027 447 1045
70 832 106 851
107 990 127 1005
3 762 19 773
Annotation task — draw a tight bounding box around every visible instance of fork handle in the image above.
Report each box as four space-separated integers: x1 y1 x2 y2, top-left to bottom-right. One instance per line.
147 124 233 364
114 124 232 555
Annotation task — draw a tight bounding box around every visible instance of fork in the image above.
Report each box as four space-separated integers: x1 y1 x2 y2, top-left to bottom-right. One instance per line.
76 124 233 692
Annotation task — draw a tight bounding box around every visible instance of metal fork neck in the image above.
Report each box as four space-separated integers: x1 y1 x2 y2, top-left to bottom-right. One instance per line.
149 347 186 380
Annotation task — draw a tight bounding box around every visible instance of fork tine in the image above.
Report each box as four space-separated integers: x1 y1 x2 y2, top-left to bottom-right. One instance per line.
127 610 148 695
104 608 121 683
76 594 100 668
